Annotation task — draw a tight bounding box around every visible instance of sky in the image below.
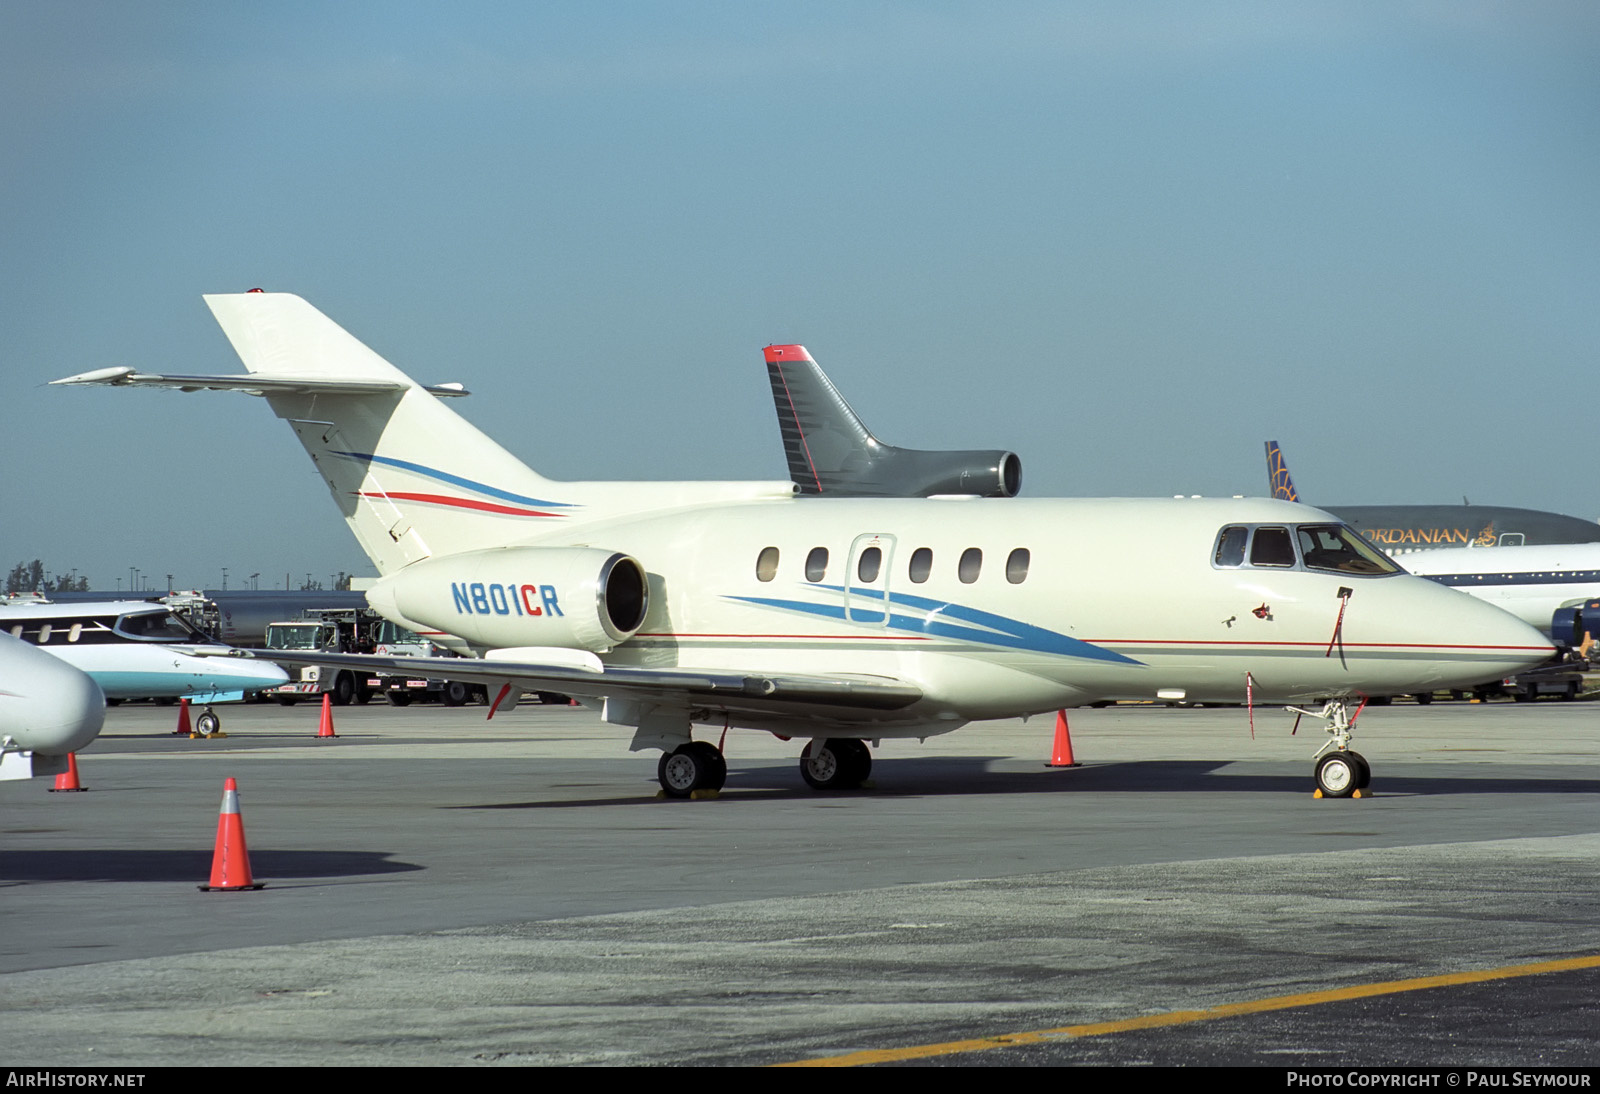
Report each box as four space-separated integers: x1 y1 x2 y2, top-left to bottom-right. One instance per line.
3 2 1598 592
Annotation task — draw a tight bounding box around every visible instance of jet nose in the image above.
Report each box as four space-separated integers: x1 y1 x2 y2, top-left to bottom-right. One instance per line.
0 639 106 755
1441 595 1557 687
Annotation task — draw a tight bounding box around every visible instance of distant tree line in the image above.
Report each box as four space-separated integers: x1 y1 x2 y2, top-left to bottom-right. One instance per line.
5 560 89 594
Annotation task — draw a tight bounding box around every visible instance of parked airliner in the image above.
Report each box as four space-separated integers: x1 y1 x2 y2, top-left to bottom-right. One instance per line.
54 293 1554 798
0 630 104 780
0 599 288 734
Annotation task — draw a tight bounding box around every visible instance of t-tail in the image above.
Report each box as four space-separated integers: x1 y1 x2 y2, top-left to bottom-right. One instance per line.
1265 440 1299 502
765 345 1021 498
54 292 793 574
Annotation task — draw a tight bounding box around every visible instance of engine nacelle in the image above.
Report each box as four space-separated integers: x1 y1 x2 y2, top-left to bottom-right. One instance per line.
367 547 649 653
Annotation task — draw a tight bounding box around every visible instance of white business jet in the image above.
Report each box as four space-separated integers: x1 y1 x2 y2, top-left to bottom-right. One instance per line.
0 600 288 734
0 630 104 780
53 293 1553 798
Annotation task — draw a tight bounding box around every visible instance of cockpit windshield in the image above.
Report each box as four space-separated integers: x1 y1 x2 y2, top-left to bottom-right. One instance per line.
266 624 325 651
115 610 207 642
1213 523 1400 575
1295 524 1399 575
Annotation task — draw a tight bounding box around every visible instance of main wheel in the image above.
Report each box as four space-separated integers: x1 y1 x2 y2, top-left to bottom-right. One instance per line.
657 742 725 797
800 739 868 790
196 710 221 736
1315 752 1361 798
833 738 871 785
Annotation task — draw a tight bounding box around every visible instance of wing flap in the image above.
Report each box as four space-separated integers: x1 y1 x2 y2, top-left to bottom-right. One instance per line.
233 649 923 712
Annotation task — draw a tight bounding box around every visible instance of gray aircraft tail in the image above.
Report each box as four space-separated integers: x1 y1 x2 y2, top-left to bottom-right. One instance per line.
763 344 1020 498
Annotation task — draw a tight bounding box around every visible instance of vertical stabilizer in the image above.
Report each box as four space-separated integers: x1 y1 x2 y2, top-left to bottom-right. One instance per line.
762 345 1021 498
205 293 580 574
1265 440 1299 502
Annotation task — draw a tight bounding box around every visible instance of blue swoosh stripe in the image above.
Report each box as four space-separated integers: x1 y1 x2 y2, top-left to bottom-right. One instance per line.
331 451 576 509
729 593 1143 665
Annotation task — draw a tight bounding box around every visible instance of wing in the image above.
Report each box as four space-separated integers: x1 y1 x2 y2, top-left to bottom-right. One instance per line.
50 367 469 398
230 648 923 716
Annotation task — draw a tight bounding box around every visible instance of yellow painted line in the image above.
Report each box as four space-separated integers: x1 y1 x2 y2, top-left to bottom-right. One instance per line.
773 953 1600 1067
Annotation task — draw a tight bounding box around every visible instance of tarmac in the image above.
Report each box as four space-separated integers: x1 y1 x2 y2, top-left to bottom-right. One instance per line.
2 697 1596 1067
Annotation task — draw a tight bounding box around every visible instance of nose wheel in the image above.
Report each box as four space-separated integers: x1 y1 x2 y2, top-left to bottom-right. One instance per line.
1314 750 1370 798
1288 698 1373 798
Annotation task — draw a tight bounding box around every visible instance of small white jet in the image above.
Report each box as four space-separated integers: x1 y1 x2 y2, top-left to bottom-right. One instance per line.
54 293 1554 798
0 630 104 780
0 600 288 734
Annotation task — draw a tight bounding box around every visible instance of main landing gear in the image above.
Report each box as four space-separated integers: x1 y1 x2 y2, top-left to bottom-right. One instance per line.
1286 698 1373 799
653 737 875 798
799 738 871 790
657 741 727 798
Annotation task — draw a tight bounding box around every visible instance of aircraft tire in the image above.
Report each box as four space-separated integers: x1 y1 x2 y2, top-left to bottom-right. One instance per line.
196 710 221 736
1314 752 1361 798
800 739 866 790
658 742 723 797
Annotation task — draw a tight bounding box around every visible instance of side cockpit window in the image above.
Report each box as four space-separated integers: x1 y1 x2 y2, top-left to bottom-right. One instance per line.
1250 527 1296 567
1214 526 1248 567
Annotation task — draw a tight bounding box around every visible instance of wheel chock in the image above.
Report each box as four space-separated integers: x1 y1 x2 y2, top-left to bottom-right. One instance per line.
689 789 720 801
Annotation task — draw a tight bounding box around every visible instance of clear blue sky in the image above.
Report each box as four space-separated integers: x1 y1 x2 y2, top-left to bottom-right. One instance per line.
4 2 1598 591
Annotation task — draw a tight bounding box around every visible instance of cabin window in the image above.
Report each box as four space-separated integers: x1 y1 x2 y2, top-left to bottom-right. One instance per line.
1214 526 1248 567
958 548 983 584
1249 527 1296 567
1006 548 1030 584
1296 525 1399 575
805 547 829 583
908 548 933 583
756 546 779 582
857 547 882 583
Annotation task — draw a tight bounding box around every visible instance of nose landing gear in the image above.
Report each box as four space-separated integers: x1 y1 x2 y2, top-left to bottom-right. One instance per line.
1288 698 1372 798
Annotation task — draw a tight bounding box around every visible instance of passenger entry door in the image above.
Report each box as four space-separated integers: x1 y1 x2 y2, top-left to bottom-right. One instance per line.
845 533 896 627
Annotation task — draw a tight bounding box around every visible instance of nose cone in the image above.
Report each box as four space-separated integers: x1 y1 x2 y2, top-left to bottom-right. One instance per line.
1384 578 1556 690
0 634 106 755
181 648 290 692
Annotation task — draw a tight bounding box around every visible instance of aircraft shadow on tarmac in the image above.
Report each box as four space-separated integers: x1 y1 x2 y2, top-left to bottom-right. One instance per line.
450 757 1600 810
0 849 423 883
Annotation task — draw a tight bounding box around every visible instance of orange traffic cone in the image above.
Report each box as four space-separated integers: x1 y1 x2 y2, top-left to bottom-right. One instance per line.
48 753 86 792
315 693 337 738
173 698 193 736
1046 710 1081 768
198 777 264 891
